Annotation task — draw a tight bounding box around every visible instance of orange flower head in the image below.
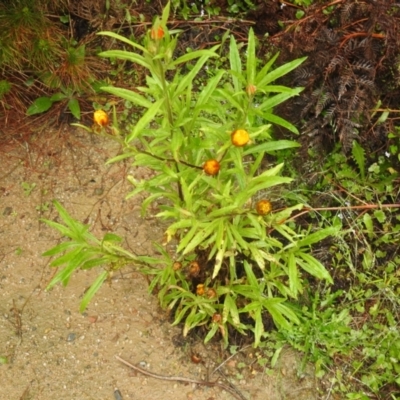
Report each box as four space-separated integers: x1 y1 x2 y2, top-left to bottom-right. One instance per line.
231 129 250 147
151 26 164 40
246 84 257 95
173 261 182 271
212 313 222 323
206 288 217 299
93 109 109 127
203 159 220 176
256 199 273 215
196 284 205 296
189 261 200 277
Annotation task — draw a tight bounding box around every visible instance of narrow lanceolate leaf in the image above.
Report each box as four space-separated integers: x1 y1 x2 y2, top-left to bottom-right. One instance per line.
126 99 164 143
258 89 303 112
297 226 339 248
79 271 108 313
297 252 333 283
101 87 152 109
257 56 307 87
212 241 227 279
287 252 300 298
171 49 219 66
258 112 300 134
253 309 264 347
255 53 280 85
99 50 151 70
246 28 256 85
263 299 299 329
244 140 300 156
97 31 149 54
352 140 366 180
175 49 219 96
42 241 80 257
229 35 242 92
46 251 89 289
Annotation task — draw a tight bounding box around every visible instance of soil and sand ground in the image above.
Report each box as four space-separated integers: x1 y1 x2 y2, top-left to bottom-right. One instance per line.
0 129 318 400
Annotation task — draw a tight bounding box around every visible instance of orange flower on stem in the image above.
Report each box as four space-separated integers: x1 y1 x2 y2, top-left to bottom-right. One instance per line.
256 200 273 215
93 110 109 127
246 84 257 95
231 129 250 147
203 159 220 176
151 26 164 40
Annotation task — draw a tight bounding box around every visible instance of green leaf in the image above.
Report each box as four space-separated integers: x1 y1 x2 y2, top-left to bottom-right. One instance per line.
257 57 307 87
288 252 300 297
204 322 220 344
258 89 303 112
50 92 67 102
41 218 74 239
297 252 333 283
42 241 80 257
180 221 218 255
297 226 339 247
46 251 91 289
248 244 266 270
254 53 279 85
352 140 366 180
48 247 83 267
363 213 374 239
101 87 152 108
171 49 219 66
243 260 259 286
229 35 242 92
216 88 244 112
97 31 149 54
212 239 227 278
79 271 108 312
175 48 219 96
260 112 300 134
373 209 386 224
161 0 170 26
224 294 241 326
253 309 264 347
244 140 300 156
68 98 80 119
99 50 151 70
126 99 164 142
103 233 123 243
26 97 53 116
263 300 299 329
246 28 256 85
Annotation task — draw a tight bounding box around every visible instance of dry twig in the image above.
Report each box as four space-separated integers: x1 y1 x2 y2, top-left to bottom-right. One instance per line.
116 355 247 400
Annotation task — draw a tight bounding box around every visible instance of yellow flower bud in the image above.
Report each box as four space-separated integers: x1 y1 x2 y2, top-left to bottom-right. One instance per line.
246 84 257 95
151 26 164 40
231 129 250 147
256 200 273 215
203 159 220 176
93 109 108 127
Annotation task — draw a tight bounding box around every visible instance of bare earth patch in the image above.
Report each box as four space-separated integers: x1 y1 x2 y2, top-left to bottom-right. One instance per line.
0 129 317 400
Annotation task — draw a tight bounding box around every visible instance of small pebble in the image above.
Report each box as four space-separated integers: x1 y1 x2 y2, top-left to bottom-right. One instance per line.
66 333 76 342
3 207 12 216
114 389 123 400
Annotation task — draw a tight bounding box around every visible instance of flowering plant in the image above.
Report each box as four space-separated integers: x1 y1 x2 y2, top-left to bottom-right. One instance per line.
43 2 338 346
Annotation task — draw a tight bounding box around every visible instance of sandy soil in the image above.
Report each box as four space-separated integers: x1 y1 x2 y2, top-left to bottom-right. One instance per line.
0 129 317 400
